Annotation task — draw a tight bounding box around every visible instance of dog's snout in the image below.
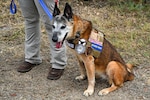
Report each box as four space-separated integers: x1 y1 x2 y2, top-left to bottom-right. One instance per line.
67 38 74 43
52 33 58 42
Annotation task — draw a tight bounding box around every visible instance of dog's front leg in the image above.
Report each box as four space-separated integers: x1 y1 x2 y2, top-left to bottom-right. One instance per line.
83 56 95 96
75 59 87 81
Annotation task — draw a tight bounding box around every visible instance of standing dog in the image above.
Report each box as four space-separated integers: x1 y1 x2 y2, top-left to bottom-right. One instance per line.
52 3 135 96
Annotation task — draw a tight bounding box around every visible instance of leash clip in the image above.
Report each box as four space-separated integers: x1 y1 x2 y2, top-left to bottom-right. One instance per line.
10 0 17 14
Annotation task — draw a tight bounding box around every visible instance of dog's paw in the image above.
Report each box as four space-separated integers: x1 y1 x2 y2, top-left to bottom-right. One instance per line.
98 89 109 96
75 75 86 81
83 89 94 97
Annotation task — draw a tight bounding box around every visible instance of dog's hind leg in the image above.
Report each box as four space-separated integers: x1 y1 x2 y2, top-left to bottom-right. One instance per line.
98 61 125 95
98 83 118 95
126 63 135 81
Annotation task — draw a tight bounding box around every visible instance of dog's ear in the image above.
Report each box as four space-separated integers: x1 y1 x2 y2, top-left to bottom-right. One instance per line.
53 2 60 17
63 3 73 20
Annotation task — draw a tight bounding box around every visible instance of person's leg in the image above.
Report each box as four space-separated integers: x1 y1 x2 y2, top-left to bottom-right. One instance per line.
35 0 67 79
18 0 42 73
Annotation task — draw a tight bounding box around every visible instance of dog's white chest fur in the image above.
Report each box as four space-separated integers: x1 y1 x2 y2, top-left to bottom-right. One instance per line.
95 71 108 79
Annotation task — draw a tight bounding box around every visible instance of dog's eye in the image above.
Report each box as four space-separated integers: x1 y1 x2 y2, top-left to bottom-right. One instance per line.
61 25 66 29
52 25 55 29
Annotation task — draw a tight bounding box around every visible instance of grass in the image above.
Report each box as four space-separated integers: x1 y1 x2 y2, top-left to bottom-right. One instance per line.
82 0 150 64
0 0 150 65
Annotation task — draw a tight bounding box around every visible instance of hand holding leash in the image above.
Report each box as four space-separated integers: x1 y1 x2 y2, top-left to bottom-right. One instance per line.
54 0 59 7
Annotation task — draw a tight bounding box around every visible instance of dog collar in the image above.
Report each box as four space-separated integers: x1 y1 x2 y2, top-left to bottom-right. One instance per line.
66 29 104 58
66 41 75 49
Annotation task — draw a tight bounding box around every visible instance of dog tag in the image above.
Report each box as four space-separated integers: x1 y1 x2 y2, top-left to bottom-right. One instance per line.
75 44 86 54
75 39 86 54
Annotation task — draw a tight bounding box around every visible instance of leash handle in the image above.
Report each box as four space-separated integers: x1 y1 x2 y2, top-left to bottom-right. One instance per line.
10 0 17 14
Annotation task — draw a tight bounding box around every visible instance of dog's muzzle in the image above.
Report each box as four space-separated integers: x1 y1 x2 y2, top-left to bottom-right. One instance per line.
66 31 87 54
52 32 68 48
66 31 81 49
66 38 75 49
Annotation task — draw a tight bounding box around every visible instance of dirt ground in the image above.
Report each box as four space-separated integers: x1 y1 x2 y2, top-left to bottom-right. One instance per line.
0 0 150 100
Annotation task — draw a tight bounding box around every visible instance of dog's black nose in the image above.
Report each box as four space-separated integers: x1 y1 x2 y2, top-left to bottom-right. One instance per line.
75 31 80 38
52 33 58 42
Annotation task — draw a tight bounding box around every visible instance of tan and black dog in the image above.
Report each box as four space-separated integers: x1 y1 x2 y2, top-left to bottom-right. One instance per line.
52 3 135 96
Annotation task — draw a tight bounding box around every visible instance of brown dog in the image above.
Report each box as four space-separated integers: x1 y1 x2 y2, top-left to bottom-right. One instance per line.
52 3 135 96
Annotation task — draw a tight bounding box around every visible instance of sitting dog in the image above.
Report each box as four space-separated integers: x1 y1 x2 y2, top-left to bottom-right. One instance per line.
52 3 135 96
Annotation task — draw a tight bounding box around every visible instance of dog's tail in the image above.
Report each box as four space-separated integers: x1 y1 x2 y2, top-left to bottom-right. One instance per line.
126 63 136 81
126 63 136 72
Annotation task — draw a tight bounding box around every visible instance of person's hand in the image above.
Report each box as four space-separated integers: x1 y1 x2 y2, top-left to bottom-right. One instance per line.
54 0 59 7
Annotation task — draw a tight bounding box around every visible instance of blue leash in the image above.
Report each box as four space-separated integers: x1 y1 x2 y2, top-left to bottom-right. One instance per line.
38 0 53 20
9 0 53 20
10 0 17 14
